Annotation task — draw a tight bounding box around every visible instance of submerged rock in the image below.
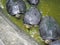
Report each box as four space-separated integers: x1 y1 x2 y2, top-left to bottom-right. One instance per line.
6 0 26 16
49 40 60 45
39 16 60 44
27 0 39 5
24 6 41 26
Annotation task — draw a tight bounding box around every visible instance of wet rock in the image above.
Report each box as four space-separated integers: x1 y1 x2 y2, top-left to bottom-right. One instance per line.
39 16 60 44
6 0 26 16
27 0 39 5
49 40 60 45
24 6 41 26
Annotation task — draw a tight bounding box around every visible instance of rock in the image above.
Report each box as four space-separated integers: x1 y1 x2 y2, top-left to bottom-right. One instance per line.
24 6 41 25
39 16 60 44
6 0 26 16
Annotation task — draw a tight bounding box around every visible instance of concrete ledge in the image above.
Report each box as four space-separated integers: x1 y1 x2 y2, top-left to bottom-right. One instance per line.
0 8 40 45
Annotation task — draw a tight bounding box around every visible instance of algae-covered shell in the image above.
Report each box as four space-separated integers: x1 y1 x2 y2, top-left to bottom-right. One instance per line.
39 16 60 42
6 0 26 15
24 6 41 25
27 0 39 5
49 40 60 45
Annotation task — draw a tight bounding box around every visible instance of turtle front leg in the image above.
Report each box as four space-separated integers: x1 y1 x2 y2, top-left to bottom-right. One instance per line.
24 24 32 30
15 14 20 19
44 40 52 44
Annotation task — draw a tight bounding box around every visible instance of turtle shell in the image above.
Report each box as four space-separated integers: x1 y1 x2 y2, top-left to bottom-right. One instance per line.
27 0 39 5
39 16 60 40
6 0 26 15
24 6 41 25
49 40 60 45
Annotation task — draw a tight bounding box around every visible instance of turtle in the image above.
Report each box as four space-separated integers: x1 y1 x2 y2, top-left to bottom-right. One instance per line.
39 16 60 44
27 0 39 5
6 0 26 18
23 6 42 29
49 40 60 45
